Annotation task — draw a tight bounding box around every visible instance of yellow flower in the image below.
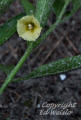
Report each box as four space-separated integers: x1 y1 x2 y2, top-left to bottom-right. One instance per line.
17 15 42 41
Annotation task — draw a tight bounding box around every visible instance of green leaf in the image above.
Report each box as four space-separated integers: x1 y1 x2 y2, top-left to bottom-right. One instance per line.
53 0 81 19
0 0 35 46
0 0 15 16
35 0 55 26
53 0 65 17
33 0 71 49
14 55 81 82
65 0 81 18
20 0 35 15
0 14 24 45
72 0 81 10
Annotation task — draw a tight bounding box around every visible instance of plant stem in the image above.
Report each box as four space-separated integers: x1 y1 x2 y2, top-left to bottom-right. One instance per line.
32 0 71 48
0 43 33 94
46 0 71 34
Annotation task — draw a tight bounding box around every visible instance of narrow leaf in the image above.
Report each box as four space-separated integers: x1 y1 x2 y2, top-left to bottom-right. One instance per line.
0 14 24 45
20 0 35 15
0 0 15 16
53 0 81 19
32 0 71 49
35 0 55 26
65 0 81 18
14 55 81 81
0 0 35 46
53 0 65 17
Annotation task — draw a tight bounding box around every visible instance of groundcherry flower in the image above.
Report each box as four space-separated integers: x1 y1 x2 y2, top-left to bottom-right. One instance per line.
17 15 42 41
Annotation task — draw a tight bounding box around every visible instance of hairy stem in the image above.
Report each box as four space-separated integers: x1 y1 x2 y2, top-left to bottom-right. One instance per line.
0 43 33 94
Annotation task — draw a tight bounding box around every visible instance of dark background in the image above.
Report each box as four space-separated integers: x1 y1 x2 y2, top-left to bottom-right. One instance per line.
0 0 81 120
